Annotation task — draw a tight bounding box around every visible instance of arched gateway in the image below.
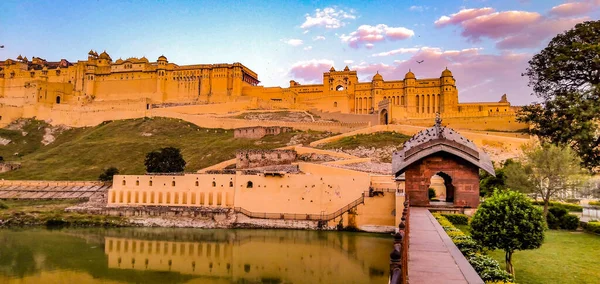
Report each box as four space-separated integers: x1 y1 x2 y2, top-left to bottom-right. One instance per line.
392 114 495 207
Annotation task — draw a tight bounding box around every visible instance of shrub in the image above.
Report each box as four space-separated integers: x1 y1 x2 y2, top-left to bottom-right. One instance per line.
428 188 436 199
548 206 568 219
98 167 119 182
467 254 514 283
564 198 580 204
561 214 580 230
454 238 481 255
546 211 560 229
0 200 8 209
531 200 583 212
583 222 600 234
589 201 600 206
442 213 469 225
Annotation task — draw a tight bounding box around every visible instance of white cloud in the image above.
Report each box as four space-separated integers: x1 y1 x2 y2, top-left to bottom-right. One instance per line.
303 46 313 51
301 7 357 30
282 39 304 46
344 59 354 64
372 47 420 57
409 6 427 12
340 24 414 48
365 43 374 49
303 30 309 34
313 35 326 41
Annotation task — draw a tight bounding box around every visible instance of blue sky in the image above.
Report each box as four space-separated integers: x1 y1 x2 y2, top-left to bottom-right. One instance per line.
1 0 598 105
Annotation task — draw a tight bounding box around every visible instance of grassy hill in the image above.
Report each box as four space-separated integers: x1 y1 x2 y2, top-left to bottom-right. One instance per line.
318 132 411 150
0 118 329 180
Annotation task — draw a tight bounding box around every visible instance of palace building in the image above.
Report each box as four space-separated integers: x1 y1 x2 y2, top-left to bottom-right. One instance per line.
0 50 519 129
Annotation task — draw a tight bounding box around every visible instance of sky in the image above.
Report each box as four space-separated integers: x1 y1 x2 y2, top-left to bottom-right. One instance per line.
1 0 599 105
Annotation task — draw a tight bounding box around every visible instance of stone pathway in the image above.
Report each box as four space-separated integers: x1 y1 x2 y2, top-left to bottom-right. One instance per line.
408 207 483 284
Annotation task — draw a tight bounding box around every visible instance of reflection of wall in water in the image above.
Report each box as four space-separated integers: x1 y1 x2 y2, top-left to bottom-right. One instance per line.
104 232 389 283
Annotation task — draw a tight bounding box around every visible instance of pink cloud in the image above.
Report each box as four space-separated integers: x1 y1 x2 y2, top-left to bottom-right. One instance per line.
350 48 535 105
496 16 589 49
549 1 600 17
434 8 495 27
289 59 334 83
461 11 542 41
436 6 592 49
340 24 414 48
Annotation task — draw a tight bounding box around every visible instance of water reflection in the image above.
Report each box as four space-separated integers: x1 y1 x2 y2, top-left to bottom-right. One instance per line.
0 228 391 283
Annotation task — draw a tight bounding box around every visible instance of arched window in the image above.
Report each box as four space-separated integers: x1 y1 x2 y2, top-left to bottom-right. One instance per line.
172 181 176 187
229 181 234 187
56 96 61 104
195 181 199 186
212 181 216 187
336 85 344 91
334 102 338 107
149 180 153 186
246 181 253 188
122 180 126 186
136 181 139 186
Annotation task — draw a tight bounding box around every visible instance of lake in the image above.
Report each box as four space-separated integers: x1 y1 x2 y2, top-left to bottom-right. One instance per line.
0 228 391 283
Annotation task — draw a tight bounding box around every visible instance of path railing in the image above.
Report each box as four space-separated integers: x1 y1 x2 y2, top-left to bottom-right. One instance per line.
234 193 366 222
390 197 410 284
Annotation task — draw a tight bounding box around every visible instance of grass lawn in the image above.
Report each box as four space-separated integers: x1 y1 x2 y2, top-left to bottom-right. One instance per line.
0 118 329 180
318 132 411 150
486 230 600 284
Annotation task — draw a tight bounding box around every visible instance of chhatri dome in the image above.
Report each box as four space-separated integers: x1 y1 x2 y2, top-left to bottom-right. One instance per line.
441 67 453 77
372 71 383 81
99 51 111 60
158 55 168 61
404 69 416 79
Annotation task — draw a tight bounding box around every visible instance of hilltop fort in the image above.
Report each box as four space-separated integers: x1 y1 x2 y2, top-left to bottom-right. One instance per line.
0 50 523 131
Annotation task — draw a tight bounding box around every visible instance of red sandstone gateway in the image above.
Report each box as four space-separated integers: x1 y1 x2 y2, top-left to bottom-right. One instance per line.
392 116 495 207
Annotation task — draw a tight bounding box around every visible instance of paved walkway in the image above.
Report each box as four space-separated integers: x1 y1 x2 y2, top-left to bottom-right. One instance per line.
408 207 483 284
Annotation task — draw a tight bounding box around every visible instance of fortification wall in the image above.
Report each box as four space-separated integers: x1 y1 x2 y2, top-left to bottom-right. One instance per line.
310 109 379 125
235 149 297 169
403 115 527 132
150 109 369 133
156 101 255 115
0 104 24 127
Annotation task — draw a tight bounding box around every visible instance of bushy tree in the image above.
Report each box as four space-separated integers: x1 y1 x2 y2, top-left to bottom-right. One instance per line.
98 167 119 182
505 142 586 218
470 190 545 277
519 20 600 170
479 159 515 197
144 147 186 173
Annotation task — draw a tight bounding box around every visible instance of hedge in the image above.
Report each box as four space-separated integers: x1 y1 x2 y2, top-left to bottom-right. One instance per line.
582 222 600 235
441 213 470 225
531 200 583 212
432 213 514 283
589 201 600 206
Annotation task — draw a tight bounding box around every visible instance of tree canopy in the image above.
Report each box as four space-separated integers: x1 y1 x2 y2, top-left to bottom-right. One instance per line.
144 147 186 173
98 167 119 182
505 142 585 218
519 20 600 171
470 190 545 277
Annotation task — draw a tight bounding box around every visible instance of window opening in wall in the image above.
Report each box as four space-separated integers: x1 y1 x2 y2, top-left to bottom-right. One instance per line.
166 193 171 204
122 180 126 186
136 181 139 186
143 192 147 203
119 191 124 203
212 181 216 187
246 181 253 188
135 192 139 203
334 102 338 107
111 192 116 203
172 181 176 187
229 181 233 187
217 193 222 206
174 193 179 204
195 181 199 186
158 192 163 203
200 193 205 205
150 192 155 203
149 180 153 186
191 193 196 204
208 193 214 205
127 191 131 203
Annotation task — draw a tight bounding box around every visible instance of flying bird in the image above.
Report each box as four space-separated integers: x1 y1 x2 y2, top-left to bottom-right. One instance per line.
417 60 424 64
0 45 4 48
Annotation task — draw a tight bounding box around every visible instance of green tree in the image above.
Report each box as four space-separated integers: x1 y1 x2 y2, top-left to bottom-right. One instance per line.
144 147 186 173
479 159 515 197
98 167 119 182
519 20 600 170
470 190 545 277
505 142 586 218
